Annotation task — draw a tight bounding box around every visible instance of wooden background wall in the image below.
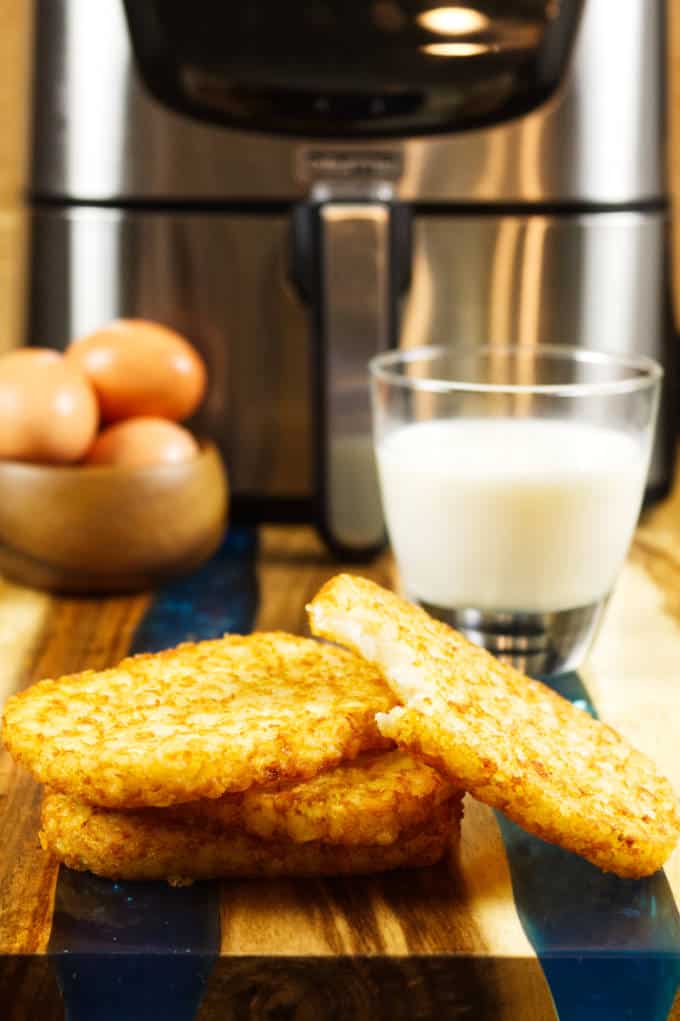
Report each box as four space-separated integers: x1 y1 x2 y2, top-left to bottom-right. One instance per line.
670 0 680 325
0 0 31 353
0 2 679 352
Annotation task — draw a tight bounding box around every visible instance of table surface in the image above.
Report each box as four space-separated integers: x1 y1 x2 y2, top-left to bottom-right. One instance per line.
0 478 680 1020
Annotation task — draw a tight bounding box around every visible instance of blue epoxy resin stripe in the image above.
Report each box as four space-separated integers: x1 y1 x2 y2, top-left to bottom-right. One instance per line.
130 528 258 653
49 528 259 1021
496 672 680 1021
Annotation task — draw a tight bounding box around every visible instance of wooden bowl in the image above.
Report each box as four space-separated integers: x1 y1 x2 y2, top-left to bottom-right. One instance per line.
0 442 229 593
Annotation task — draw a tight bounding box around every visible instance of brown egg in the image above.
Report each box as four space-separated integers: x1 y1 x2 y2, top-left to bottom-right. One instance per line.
66 319 207 423
84 417 199 468
0 348 99 463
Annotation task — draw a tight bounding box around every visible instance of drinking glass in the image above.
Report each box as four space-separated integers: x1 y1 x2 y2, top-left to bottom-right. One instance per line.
369 344 662 676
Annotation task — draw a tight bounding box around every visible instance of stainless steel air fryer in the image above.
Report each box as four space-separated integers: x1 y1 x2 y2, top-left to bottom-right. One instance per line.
27 0 674 557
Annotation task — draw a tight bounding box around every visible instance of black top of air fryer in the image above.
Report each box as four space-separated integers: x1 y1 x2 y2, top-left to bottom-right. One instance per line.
122 0 583 138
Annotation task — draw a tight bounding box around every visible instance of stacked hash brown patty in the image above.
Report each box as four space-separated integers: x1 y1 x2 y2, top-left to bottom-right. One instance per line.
3 632 461 884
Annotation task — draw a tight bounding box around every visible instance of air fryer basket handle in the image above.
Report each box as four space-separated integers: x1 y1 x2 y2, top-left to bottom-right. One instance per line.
292 198 411 559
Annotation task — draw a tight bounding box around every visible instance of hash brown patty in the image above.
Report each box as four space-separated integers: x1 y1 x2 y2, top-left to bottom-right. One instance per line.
308 575 680 878
3 632 396 809
40 793 459 884
162 748 456 846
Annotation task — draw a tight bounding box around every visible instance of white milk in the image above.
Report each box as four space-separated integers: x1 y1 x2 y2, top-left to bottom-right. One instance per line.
377 418 648 612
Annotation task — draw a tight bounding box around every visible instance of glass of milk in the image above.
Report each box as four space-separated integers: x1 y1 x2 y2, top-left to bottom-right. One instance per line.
370 344 662 676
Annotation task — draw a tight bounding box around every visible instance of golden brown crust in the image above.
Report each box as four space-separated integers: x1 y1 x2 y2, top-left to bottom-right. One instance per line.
2 632 396 809
307 574 680 878
40 793 459 884
162 748 456 846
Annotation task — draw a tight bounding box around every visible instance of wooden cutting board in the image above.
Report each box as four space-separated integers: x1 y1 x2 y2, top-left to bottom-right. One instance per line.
0 507 679 1020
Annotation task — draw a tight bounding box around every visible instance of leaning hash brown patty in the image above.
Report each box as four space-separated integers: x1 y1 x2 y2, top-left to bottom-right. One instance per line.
2 632 396 809
308 574 680 878
40 793 460 884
